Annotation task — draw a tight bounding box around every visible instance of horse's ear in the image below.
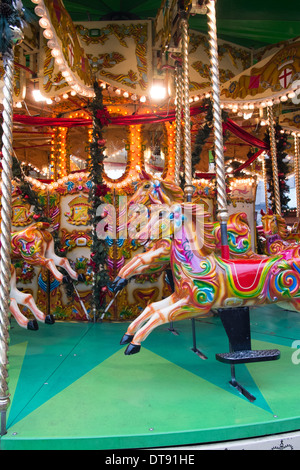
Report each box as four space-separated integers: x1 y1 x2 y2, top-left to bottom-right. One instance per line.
268 208 273 215
141 170 150 180
260 209 265 216
161 179 184 202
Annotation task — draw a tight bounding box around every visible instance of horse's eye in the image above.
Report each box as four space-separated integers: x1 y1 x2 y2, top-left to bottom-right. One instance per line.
144 184 151 189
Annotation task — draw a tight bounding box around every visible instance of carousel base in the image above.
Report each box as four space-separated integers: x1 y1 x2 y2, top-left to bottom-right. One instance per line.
1 304 300 450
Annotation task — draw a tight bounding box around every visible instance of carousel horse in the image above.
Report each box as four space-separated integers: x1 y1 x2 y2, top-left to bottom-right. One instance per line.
116 203 300 354
7 222 79 330
128 171 255 259
260 209 300 255
11 221 78 282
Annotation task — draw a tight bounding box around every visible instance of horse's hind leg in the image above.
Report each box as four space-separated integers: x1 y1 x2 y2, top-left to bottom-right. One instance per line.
10 267 54 326
9 298 38 330
124 296 189 355
120 295 176 345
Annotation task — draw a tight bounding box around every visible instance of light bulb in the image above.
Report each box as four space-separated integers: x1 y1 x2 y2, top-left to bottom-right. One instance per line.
33 89 46 102
39 17 50 29
149 84 166 101
43 29 53 39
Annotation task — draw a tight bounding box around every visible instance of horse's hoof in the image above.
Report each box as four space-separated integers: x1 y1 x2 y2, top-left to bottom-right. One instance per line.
125 343 141 355
27 320 39 331
110 276 128 293
45 314 55 325
77 273 86 282
120 334 134 345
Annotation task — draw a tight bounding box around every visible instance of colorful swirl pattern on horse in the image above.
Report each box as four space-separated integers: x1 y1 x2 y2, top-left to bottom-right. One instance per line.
261 209 300 254
119 204 300 353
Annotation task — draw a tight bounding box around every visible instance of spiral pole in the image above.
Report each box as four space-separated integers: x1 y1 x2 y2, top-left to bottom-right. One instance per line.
261 153 269 212
0 49 15 436
207 0 229 258
180 16 193 201
267 106 281 215
294 133 300 218
174 63 183 186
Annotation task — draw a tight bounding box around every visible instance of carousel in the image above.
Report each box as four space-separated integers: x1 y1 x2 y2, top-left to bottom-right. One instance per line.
1 0 300 451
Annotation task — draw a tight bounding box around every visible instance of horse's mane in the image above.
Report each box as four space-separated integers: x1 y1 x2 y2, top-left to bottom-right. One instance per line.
275 214 289 239
261 209 289 239
159 178 184 203
135 171 184 204
178 203 215 254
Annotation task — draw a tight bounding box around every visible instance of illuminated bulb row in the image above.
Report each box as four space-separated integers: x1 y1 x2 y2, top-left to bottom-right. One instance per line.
57 127 68 177
229 178 255 188
165 123 176 179
189 92 211 103
25 175 48 191
50 130 57 179
49 173 87 191
281 129 300 138
32 0 94 99
86 127 93 159
189 87 300 111
20 161 48 177
128 125 142 181
220 88 300 112
192 178 215 188
100 82 147 103
68 111 90 119
30 88 78 105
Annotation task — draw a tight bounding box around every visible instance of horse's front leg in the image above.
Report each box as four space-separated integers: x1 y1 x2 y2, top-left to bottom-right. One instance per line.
45 239 78 280
111 239 171 292
124 295 189 355
120 294 176 345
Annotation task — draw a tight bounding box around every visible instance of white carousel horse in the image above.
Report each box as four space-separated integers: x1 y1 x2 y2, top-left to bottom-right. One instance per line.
114 203 300 354
7 222 78 330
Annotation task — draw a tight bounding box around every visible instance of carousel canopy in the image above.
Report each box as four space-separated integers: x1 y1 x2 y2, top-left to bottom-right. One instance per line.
3 0 300 185
22 0 300 49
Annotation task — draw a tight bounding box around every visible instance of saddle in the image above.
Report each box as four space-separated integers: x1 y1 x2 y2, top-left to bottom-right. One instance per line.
217 256 281 297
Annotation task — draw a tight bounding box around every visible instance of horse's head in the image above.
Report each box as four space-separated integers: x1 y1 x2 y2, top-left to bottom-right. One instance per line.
261 209 288 239
129 170 184 208
261 209 278 237
127 171 184 238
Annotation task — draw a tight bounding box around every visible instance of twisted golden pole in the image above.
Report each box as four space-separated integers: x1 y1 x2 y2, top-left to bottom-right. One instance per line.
0 50 14 437
0 19 24 435
207 0 229 257
294 134 300 218
267 106 281 215
180 16 193 201
261 153 269 212
174 63 183 186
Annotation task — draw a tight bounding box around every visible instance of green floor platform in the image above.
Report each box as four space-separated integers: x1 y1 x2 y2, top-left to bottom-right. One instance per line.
1 304 300 450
